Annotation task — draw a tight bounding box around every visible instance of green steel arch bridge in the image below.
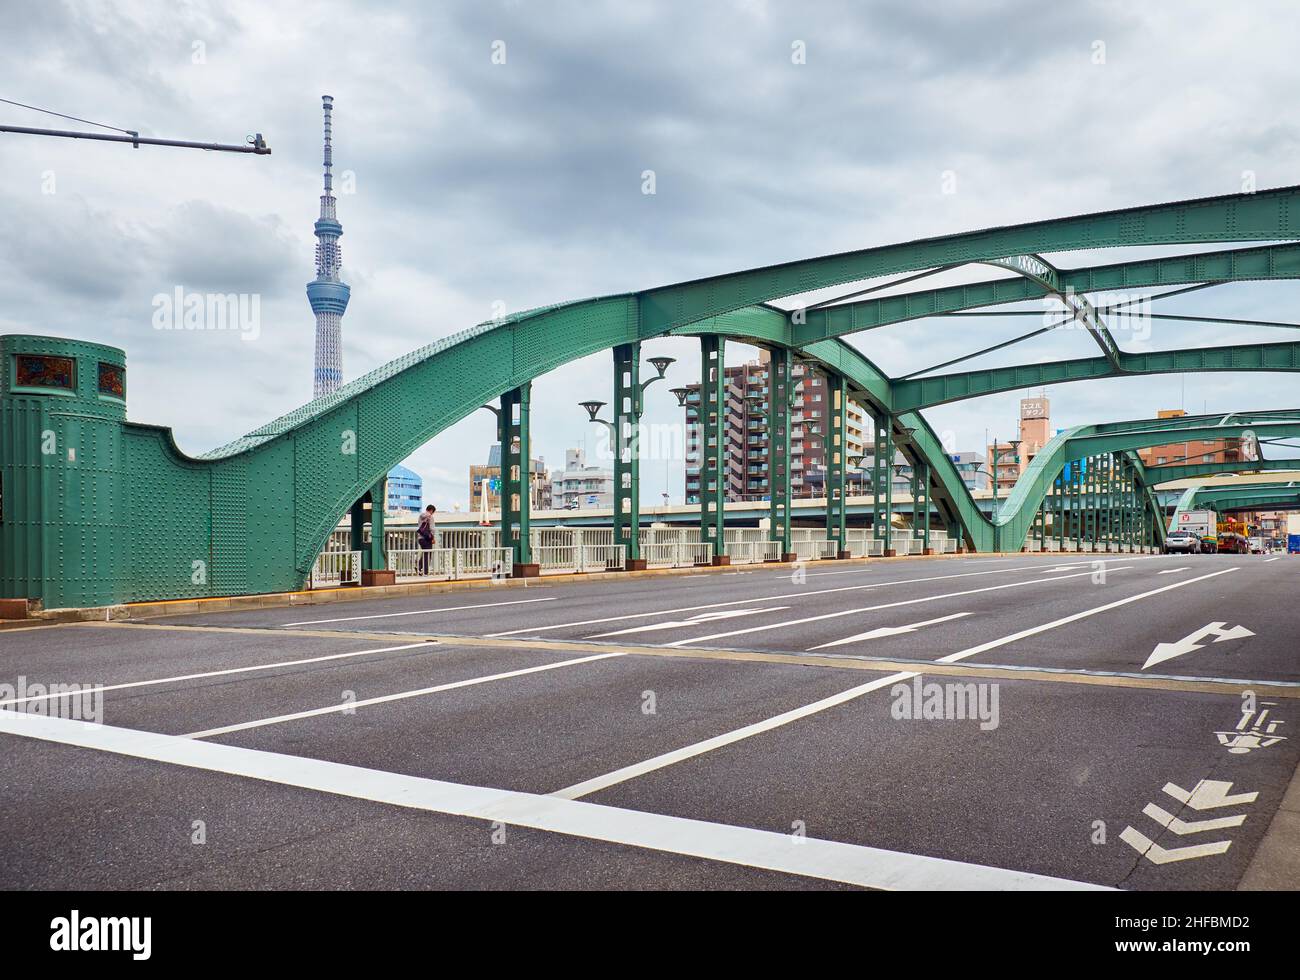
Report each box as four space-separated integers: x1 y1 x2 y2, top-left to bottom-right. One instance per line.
7 185 1300 609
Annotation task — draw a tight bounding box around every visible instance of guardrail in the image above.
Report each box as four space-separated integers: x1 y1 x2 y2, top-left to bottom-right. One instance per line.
643 541 715 567
310 550 361 587
724 540 783 564
794 538 840 560
388 547 512 582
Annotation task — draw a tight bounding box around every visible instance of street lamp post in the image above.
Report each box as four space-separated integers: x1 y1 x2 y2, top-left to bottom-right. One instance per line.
579 352 675 569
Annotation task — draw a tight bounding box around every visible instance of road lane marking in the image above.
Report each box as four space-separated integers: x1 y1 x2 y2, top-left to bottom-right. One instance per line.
589 607 790 638
551 671 920 800
935 568 1240 665
280 597 558 627
1141 803 1245 835
0 712 1107 891
1143 622 1255 670
1163 779 1258 810
1158 567 1189 574
809 612 972 650
0 642 434 708
484 560 1157 638
666 568 1127 648
1119 827 1232 864
1264 557 1283 563
183 652 623 740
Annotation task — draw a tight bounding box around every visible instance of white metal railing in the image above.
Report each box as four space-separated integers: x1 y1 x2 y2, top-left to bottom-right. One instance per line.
639 538 712 569
725 540 782 564
938 538 958 554
794 538 840 560
535 544 583 572
458 546 514 578
582 544 626 572
389 548 457 582
324 529 353 552
311 550 361 588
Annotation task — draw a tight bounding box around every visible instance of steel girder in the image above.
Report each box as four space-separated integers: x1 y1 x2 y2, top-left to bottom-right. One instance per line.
639 185 1300 336
1174 482 1300 515
1143 457 1300 485
792 241 1300 345
14 187 1300 606
892 341 1300 413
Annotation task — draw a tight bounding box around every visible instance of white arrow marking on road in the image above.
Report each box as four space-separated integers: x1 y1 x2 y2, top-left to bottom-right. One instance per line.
1141 803 1246 835
589 607 789 638
1142 622 1255 670
1157 567 1189 575
808 612 972 650
1162 779 1258 810
1119 826 1232 864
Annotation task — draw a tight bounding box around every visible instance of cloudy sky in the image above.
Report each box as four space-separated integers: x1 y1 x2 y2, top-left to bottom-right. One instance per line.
3 0 1299 511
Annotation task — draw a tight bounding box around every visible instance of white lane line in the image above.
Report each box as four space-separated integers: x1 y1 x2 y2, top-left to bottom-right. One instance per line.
588 607 790 638
280 597 557 627
0 642 433 708
0 712 1106 891
665 568 1128 648
935 568 1240 665
1158 567 1189 575
184 652 623 740
552 671 919 800
808 612 972 650
1264 557 1282 563
485 559 1156 638
551 566 1237 806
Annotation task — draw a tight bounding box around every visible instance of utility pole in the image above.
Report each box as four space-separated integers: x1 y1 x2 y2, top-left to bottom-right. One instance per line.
0 98 270 155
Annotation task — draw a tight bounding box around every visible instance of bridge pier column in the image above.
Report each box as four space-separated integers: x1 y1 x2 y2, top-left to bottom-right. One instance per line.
361 479 393 585
767 347 795 561
612 343 646 570
700 337 729 565
874 417 895 555
826 373 849 558
499 383 538 577
918 460 932 554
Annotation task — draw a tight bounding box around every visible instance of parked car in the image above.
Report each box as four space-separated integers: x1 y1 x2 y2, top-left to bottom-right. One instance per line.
1163 530 1202 554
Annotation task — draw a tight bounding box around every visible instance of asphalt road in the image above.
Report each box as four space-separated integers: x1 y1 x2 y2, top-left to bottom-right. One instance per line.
2 552 1296 890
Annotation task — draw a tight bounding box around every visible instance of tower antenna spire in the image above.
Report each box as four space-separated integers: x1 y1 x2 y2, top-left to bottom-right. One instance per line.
306 94 350 399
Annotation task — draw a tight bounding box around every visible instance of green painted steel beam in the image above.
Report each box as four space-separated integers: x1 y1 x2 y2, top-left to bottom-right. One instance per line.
791 241 1300 346
1143 457 1300 484
892 341 1300 412
640 185 1300 337
767 346 793 557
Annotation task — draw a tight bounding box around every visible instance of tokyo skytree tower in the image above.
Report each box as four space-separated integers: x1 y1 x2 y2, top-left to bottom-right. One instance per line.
306 95 350 399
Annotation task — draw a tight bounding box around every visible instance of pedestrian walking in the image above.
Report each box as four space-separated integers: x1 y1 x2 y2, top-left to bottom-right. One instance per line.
417 504 437 574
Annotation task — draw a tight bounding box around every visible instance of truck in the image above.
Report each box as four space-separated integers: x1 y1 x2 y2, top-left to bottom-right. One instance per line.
1175 509 1216 539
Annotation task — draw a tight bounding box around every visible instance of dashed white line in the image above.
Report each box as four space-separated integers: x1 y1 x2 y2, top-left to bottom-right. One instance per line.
0 642 433 708
184 652 623 740
935 568 1240 665
553 671 919 800
665 568 1127 648
486 560 1150 638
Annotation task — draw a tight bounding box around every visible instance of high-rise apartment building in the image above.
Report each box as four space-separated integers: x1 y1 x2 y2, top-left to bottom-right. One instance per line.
681 353 864 503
